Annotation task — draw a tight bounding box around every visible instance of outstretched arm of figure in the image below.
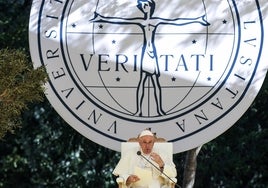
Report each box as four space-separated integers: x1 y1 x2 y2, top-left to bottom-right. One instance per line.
157 14 210 26
90 12 143 25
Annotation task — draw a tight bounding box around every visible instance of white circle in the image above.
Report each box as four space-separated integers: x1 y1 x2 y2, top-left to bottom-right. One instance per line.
29 0 268 153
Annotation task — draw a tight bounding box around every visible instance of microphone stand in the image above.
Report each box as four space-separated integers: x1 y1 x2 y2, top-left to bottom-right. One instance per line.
137 151 181 188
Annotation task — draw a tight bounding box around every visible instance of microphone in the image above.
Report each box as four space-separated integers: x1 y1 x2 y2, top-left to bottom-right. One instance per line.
137 151 181 188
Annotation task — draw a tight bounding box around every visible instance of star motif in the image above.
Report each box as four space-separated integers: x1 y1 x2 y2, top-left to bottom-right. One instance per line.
98 24 103 29
192 39 197 44
71 23 76 28
207 77 211 81
223 19 227 24
112 40 116 44
171 77 176 82
116 77 121 82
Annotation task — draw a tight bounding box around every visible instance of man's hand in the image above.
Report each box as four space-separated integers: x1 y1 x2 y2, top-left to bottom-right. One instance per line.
150 152 164 168
126 175 140 186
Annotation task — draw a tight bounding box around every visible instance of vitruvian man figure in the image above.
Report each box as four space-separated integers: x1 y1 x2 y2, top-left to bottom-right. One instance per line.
91 0 210 117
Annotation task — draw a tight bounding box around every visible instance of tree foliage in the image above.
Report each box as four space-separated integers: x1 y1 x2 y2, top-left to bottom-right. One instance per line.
0 0 267 187
0 103 118 187
194 76 268 188
0 0 31 51
0 48 46 139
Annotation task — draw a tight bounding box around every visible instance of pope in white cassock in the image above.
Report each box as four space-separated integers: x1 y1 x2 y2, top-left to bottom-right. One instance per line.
113 130 177 188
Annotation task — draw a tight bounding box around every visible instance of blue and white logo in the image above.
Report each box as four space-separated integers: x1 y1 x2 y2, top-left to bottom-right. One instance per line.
29 0 268 153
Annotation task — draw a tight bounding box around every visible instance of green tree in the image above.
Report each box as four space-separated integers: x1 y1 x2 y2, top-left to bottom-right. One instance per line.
0 0 267 187
0 48 46 139
0 0 31 51
194 76 268 188
0 102 118 187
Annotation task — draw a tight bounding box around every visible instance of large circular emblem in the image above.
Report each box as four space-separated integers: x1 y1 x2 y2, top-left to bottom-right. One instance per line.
29 0 267 153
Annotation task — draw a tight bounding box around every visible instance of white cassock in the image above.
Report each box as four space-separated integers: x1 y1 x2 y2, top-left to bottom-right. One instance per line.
113 148 177 188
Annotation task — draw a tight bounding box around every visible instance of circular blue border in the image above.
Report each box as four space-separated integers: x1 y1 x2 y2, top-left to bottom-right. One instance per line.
36 0 264 143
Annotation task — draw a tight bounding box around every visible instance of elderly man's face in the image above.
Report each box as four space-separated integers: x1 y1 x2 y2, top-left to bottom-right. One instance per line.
139 135 155 154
